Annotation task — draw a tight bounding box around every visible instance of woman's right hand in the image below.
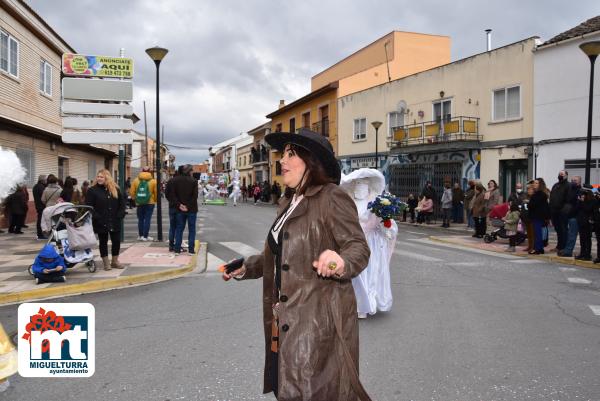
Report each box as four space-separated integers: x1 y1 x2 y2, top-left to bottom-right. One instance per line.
223 265 246 281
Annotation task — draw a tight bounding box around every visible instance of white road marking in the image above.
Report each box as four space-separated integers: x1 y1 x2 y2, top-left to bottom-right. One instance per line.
206 253 226 272
559 267 579 273
510 259 545 264
405 231 427 235
409 238 521 260
446 262 481 266
589 305 600 316
393 249 443 262
567 277 592 284
220 241 261 257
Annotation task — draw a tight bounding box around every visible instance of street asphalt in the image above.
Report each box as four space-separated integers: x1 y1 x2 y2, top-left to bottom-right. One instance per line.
0 199 599 401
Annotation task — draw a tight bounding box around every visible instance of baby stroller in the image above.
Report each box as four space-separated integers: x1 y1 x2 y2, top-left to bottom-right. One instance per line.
29 204 96 275
483 218 526 245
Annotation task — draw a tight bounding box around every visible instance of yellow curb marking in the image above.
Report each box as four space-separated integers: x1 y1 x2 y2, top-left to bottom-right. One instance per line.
0 241 203 305
428 236 600 270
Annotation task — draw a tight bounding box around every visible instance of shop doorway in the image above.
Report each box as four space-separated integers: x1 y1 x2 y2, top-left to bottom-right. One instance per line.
499 159 528 201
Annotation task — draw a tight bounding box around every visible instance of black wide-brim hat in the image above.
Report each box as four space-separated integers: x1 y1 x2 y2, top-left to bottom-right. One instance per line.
265 128 341 184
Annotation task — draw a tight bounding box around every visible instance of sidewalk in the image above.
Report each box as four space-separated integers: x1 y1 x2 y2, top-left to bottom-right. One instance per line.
0 212 206 305
396 220 597 269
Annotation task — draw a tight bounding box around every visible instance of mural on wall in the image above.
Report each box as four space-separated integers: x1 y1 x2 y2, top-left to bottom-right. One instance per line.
340 149 480 191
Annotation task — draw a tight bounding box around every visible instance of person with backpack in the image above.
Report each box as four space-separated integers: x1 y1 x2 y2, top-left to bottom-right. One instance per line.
129 167 157 241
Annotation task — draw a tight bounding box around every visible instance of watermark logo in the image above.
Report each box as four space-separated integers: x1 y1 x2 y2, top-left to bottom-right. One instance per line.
18 303 95 377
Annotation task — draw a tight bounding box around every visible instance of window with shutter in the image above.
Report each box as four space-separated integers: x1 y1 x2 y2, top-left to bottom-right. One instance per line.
39 60 52 96
39 61 44 92
1 32 19 77
88 160 97 181
15 148 34 186
388 112 403 137
8 36 18 77
506 86 520 118
493 86 520 121
353 118 367 141
45 62 52 95
0 32 7 71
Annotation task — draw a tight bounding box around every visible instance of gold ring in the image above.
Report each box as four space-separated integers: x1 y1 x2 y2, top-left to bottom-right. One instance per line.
328 261 337 271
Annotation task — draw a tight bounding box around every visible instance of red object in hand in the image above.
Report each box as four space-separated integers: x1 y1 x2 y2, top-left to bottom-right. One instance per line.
383 219 392 228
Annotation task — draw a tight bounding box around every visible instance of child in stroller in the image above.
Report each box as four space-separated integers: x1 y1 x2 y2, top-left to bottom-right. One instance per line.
483 202 526 246
29 203 96 277
31 244 66 284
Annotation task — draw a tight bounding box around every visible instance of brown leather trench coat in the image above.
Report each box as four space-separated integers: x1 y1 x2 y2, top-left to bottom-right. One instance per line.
242 183 372 401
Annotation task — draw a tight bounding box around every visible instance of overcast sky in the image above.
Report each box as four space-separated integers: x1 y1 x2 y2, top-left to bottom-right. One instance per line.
26 0 599 165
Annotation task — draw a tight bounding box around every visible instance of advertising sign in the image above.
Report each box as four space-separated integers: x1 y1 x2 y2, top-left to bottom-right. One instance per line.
62 78 133 102
62 53 134 78
351 157 376 169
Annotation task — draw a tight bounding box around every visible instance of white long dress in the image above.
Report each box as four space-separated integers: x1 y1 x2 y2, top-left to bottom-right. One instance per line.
352 208 397 315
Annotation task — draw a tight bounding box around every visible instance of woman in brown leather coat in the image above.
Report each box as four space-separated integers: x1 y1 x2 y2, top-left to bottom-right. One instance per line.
225 128 372 401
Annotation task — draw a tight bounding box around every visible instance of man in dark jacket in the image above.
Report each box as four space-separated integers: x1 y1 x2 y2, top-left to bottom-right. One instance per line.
549 170 570 252
170 165 198 255
559 176 581 257
508 182 527 206
32 175 47 239
420 181 437 202
451 182 464 223
575 185 595 261
165 168 180 252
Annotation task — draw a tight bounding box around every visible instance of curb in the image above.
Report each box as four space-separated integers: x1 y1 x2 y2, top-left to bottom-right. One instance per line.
429 236 600 270
0 241 207 305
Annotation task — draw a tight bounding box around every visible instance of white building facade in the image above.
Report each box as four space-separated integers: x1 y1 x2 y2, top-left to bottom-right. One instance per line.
534 19 600 185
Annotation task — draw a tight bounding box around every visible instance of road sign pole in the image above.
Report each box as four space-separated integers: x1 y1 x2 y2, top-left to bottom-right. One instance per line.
119 144 125 241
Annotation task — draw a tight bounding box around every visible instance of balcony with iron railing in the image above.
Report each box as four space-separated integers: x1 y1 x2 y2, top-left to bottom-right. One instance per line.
312 119 330 137
251 146 269 164
389 116 481 151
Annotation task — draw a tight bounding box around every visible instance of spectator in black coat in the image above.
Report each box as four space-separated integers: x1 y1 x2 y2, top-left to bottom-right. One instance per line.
32 175 47 239
528 178 550 255
593 191 600 264
420 181 437 202
559 176 582 257
549 170 570 252
451 182 464 223
170 164 199 254
404 193 418 223
5 185 27 234
508 182 527 207
85 169 126 271
575 185 595 261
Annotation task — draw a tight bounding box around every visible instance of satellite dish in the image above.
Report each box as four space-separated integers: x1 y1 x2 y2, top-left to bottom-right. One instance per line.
397 100 407 114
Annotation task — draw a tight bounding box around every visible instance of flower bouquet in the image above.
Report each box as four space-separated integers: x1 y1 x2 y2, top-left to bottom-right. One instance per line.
367 193 407 228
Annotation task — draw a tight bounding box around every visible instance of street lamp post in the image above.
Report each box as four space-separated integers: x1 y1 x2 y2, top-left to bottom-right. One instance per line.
146 46 168 241
579 41 600 186
371 121 382 169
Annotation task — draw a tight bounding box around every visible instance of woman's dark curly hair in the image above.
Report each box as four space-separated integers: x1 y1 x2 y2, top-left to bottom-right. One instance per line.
282 144 335 198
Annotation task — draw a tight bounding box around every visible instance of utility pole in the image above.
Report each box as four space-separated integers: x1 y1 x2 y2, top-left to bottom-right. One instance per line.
118 48 126 241
143 100 148 167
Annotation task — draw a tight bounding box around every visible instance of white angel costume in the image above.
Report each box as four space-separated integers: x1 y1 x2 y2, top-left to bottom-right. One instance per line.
228 170 241 206
340 168 397 318
204 184 219 201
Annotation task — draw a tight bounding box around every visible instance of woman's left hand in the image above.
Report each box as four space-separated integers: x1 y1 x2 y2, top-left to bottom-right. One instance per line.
312 250 345 278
